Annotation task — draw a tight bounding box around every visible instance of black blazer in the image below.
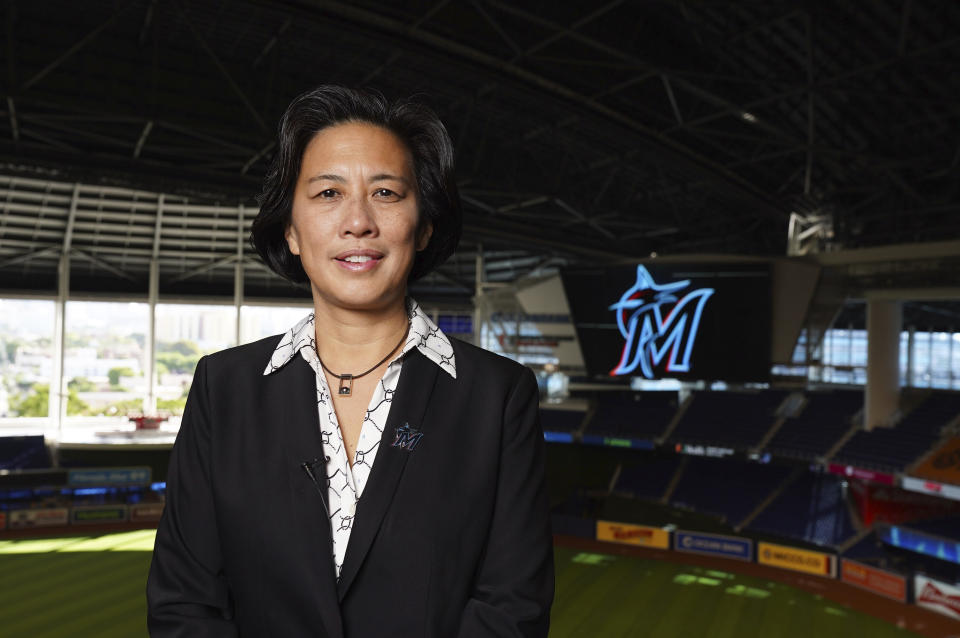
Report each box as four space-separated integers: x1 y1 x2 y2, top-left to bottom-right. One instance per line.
146 332 554 637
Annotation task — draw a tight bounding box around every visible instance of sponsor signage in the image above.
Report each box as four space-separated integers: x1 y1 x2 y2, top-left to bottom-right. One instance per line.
840 559 907 602
826 463 895 486
582 434 654 450
675 444 736 458
901 476 960 503
543 432 574 444
912 437 960 486
67 467 152 486
129 502 165 523
878 524 960 565
9 507 69 529
757 541 835 577
674 530 752 561
71 505 128 525
915 574 960 620
596 521 670 549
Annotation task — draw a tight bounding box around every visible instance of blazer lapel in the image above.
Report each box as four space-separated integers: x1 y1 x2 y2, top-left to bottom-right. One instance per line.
279 356 344 638
336 348 440 601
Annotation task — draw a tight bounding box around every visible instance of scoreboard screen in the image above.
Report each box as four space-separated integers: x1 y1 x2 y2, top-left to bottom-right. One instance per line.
560 263 771 382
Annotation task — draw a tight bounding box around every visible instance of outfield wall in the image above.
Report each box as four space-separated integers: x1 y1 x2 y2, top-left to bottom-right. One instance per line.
553 513 960 620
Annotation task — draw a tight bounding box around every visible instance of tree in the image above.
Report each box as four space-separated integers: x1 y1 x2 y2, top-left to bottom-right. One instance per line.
4 339 20 364
11 384 89 417
156 352 200 375
108 367 136 388
159 340 200 356
68 376 96 392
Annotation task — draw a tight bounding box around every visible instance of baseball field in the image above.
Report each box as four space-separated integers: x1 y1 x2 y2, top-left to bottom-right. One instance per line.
0 530 920 637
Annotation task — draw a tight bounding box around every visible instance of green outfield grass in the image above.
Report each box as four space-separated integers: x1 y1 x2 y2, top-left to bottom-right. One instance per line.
0 532 918 637
552 546 917 637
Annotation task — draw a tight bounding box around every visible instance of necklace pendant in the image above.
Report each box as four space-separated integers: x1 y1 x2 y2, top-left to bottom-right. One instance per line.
338 374 354 397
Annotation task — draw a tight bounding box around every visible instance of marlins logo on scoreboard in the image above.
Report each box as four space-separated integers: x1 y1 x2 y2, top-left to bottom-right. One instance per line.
608 265 714 379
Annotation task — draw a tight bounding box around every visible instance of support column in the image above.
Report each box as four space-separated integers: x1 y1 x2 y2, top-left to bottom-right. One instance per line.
50 184 79 437
49 252 68 436
906 326 915 387
473 243 483 347
146 259 159 415
146 194 164 415
234 204 245 346
865 300 902 430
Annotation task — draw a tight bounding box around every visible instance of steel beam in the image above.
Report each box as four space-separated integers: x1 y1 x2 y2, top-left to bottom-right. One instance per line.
22 3 136 92
177 2 268 133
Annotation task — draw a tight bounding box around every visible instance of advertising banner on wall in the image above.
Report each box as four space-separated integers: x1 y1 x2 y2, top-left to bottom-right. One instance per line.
674 530 752 561
8 508 69 529
0 511 5 530
757 541 835 577
71 505 128 525
915 574 960 619
826 463 895 486
849 481 960 526
840 559 907 602
596 521 670 549
67 467 152 486
129 503 165 523
901 476 960 503
912 437 960 486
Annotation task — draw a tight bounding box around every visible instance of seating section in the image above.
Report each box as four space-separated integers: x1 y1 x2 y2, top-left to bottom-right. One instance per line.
842 532 887 562
833 393 960 471
749 471 856 547
668 390 788 449
905 516 960 541
668 457 793 525
0 435 51 470
540 409 586 434
767 390 862 460
613 454 683 501
584 391 678 440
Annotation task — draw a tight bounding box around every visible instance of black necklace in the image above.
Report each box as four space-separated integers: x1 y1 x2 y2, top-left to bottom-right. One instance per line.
317 320 411 397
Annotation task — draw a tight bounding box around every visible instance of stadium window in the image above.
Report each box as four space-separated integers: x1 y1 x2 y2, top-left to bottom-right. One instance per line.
239 304 312 345
912 331 932 388
0 298 55 423
155 303 237 417
931 332 953 389
952 332 960 390
831 329 851 366
63 301 150 423
850 330 867 367
899 331 910 386
791 329 808 364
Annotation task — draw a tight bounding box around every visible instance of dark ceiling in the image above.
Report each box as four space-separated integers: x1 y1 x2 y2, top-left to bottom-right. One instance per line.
0 0 958 303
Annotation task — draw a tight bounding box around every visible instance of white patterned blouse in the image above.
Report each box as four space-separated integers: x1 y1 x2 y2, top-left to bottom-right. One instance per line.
261 296 457 579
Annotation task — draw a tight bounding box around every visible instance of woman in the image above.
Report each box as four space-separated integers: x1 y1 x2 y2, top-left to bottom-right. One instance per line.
146 85 554 637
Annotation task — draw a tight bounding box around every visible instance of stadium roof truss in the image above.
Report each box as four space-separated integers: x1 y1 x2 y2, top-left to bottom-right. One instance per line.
0 0 958 305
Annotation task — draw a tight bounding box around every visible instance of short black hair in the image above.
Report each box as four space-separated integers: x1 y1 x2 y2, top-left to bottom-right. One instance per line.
250 85 462 284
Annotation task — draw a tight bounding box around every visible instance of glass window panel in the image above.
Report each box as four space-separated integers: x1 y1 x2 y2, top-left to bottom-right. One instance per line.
240 305 312 345
952 333 960 390
791 329 808 364
63 301 149 420
900 332 909 386
850 330 868 367
830 329 851 366
155 304 237 417
0 299 55 421
913 331 931 388
931 332 952 389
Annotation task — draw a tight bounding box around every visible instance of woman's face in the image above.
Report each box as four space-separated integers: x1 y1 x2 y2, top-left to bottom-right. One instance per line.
285 122 432 313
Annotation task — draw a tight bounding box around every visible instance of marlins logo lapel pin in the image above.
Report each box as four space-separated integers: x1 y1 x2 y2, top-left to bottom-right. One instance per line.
392 422 424 451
